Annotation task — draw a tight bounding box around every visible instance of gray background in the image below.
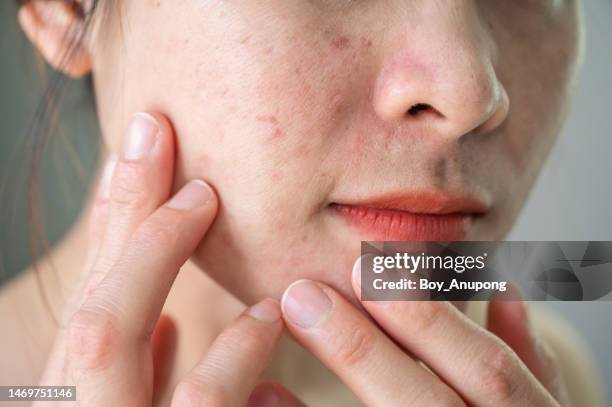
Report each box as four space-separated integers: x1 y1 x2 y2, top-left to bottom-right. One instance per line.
1 0 610 400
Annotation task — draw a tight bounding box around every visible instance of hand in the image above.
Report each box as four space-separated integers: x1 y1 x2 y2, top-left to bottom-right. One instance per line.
280 261 568 406
36 112 300 406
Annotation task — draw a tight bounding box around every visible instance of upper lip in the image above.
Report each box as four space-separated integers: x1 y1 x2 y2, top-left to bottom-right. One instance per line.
331 190 490 216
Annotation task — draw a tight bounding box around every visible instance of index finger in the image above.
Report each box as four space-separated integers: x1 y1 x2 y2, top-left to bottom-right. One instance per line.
280 280 466 407
172 299 284 406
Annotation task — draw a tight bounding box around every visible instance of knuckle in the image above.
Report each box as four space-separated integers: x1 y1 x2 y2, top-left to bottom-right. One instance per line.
110 161 149 207
402 301 447 337
67 308 122 371
172 380 229 407
334 325 377 367
475 342 521 403
138 219 181 251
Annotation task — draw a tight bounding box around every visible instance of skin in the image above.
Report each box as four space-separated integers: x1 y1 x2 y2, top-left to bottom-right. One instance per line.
85 0 583 303
0 0 606 406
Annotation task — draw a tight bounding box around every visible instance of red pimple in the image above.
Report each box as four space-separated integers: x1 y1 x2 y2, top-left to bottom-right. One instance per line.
331 35 351 50
268 127 285 142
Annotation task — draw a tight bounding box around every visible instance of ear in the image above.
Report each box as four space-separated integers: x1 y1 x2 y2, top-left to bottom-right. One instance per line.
18 1 93 78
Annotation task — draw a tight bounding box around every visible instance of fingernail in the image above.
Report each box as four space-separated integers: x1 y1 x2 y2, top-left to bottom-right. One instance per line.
281 280 332 329
122 112 159 160
97 153 118 200
247 299 281 323
166 180 213 209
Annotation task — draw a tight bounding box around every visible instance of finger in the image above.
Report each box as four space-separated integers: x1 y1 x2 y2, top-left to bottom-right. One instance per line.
281 280 467 407
488 287 566 402
152 315 178 405
172 299 284 407
65 180 217 405
83 179 218 336
95 112 175 271
86 153 117 267
352 261 558 407
248 382 305 407
60 154 118 323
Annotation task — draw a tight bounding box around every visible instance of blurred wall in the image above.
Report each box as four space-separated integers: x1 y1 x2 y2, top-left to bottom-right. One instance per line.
1 0 610 398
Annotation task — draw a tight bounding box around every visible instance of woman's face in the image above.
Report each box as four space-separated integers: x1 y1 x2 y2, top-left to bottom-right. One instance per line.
91 0 582 303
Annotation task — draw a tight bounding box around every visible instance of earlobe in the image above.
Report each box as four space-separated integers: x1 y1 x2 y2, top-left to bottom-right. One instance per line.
17 1 92 78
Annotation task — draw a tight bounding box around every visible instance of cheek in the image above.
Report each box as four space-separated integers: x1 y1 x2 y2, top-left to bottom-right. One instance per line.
494 10 581 175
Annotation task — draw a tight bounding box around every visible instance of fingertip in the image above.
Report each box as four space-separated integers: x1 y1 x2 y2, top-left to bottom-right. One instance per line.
247 298 282 323
166 179 217 210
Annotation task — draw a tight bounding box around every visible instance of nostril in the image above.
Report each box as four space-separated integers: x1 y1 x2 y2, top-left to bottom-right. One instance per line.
407 103 434 116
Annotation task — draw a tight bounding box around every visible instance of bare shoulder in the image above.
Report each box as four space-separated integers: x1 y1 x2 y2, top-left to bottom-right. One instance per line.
0 268 59 385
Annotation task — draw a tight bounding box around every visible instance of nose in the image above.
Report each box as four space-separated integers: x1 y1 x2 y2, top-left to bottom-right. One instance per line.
373 2 509 138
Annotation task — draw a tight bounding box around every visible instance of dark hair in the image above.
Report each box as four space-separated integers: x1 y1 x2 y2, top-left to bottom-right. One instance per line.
15 0 111 323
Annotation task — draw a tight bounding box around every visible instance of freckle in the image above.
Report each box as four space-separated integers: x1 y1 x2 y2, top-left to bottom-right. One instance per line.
239 35 251 44
294 67 302 75
331 35 350 50
256 115 279 125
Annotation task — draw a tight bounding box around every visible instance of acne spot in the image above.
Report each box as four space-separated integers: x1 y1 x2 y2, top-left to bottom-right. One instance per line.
294 143 311 158
256 115 279 125
264 46 274 55
295 67 302 75
331 35 351 50
268 127 285 142
239 35 251 45
256 114 285 143
360 37 373 48
271 170 282 181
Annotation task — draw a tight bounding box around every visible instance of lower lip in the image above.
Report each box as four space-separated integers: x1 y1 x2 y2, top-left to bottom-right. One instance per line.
331 204 473 241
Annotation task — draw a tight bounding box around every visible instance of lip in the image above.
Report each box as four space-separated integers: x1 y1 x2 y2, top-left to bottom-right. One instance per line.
330 191 489 241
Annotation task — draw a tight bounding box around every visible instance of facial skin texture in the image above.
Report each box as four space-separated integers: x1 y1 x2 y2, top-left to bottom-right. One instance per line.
89 0 582 304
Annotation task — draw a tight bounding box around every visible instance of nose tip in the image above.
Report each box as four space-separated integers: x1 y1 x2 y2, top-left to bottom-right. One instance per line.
373 66 510 139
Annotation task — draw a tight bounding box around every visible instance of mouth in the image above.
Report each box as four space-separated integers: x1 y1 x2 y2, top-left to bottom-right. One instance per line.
329 191 489 241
